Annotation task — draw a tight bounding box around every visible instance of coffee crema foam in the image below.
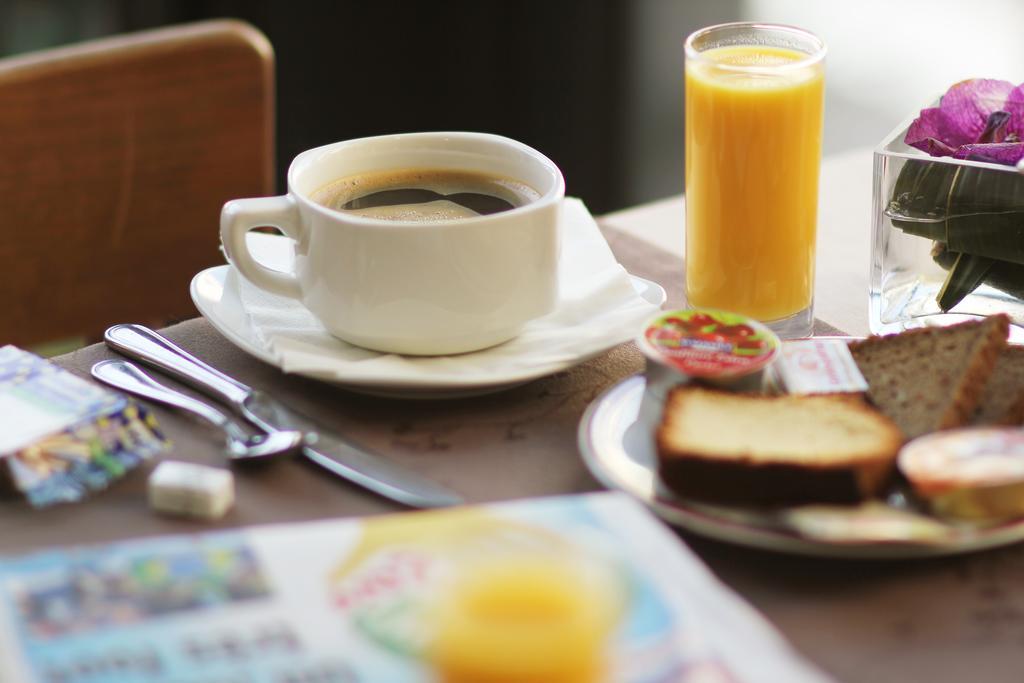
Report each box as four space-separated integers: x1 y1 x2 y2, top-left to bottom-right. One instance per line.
310 168 541 222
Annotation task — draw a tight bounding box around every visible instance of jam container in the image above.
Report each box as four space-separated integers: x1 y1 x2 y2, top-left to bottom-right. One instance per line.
899 428 1024 521
633 309 781 438
638 308 781 400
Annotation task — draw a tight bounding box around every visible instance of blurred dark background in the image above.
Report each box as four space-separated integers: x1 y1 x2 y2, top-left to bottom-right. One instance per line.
0 0 654 214
1 0 755 213
162 0 634 213
5 1 1017 213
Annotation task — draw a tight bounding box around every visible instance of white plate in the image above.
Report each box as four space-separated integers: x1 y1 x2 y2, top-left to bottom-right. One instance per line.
191 265 665 399
578 375 1024 559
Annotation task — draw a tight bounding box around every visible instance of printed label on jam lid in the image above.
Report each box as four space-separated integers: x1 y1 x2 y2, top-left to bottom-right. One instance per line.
641 309 780 377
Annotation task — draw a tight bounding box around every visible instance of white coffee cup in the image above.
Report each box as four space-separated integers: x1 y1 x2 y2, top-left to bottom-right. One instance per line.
220 132 564 355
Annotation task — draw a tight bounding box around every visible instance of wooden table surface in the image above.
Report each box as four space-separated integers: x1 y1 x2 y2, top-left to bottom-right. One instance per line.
10 151 1023 683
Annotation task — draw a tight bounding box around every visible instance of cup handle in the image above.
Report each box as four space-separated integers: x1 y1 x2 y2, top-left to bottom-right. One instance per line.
220 195 304 300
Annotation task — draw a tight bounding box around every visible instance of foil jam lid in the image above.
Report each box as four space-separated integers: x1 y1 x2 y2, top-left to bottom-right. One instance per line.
639 309 780 378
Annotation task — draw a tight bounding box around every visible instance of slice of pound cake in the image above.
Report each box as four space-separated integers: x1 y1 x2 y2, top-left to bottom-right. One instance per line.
848 315 1008 439
656 388 904 506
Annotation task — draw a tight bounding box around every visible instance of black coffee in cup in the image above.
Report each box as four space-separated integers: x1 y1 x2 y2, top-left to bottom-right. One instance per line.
310 168 540 222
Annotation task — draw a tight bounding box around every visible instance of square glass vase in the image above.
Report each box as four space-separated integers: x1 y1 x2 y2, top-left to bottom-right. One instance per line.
871 111 1024 342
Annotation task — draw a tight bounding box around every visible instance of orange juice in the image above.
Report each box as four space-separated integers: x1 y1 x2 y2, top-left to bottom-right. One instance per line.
685 40 824 323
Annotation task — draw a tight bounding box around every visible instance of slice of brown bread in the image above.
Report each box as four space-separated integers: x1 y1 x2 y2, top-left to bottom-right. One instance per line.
656 387 903 506
972 345 1024 426
848 315 1008 440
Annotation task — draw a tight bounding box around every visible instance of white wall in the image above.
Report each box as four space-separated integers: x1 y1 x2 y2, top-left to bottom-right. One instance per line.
623 0 1024 206
744 0 1024 151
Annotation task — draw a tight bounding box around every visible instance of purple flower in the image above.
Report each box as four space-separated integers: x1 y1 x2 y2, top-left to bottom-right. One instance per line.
904 79 1024 167
953 142 1024 165
1005 83 1024 139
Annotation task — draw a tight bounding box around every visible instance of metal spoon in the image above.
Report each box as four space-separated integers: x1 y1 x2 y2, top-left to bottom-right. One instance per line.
91 359 304 461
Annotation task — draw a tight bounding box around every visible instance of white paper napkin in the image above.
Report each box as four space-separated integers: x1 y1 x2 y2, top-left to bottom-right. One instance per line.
234 198 661 383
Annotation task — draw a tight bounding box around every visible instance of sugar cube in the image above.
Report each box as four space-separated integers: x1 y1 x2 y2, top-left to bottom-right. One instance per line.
148 461 234 520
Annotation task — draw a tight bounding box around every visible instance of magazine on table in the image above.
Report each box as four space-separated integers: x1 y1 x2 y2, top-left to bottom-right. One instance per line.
0 492 830 683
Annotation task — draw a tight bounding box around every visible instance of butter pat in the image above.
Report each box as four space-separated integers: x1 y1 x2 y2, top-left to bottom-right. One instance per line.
775 339 868 394
899 428 1024 522
148 461 234 520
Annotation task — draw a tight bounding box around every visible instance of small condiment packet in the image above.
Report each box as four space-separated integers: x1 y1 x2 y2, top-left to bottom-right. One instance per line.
773 339 868 394
0 346 168 507
148 461 234 520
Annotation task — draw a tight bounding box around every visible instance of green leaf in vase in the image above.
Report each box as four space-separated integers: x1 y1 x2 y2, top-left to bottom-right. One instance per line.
938 164 1024 265
936 251 995 312
888 159 1024 300
886 158 956 240
933 242 1024 304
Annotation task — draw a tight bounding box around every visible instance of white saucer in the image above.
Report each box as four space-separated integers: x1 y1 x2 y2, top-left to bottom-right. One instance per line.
578 375 1024 559
191 264 665 399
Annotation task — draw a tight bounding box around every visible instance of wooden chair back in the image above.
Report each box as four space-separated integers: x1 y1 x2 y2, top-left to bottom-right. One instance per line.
0 20 274 349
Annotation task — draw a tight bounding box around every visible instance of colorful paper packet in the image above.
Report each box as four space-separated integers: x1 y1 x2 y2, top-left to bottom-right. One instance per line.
0 346 168 507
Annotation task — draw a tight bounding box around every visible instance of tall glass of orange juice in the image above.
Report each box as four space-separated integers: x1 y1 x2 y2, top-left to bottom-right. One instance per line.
684 23 825 338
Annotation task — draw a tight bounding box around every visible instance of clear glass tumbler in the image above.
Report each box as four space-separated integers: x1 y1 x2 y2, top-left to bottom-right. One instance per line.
684 23 826 338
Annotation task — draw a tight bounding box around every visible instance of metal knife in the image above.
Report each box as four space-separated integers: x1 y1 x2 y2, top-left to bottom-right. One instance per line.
104 324 463 508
